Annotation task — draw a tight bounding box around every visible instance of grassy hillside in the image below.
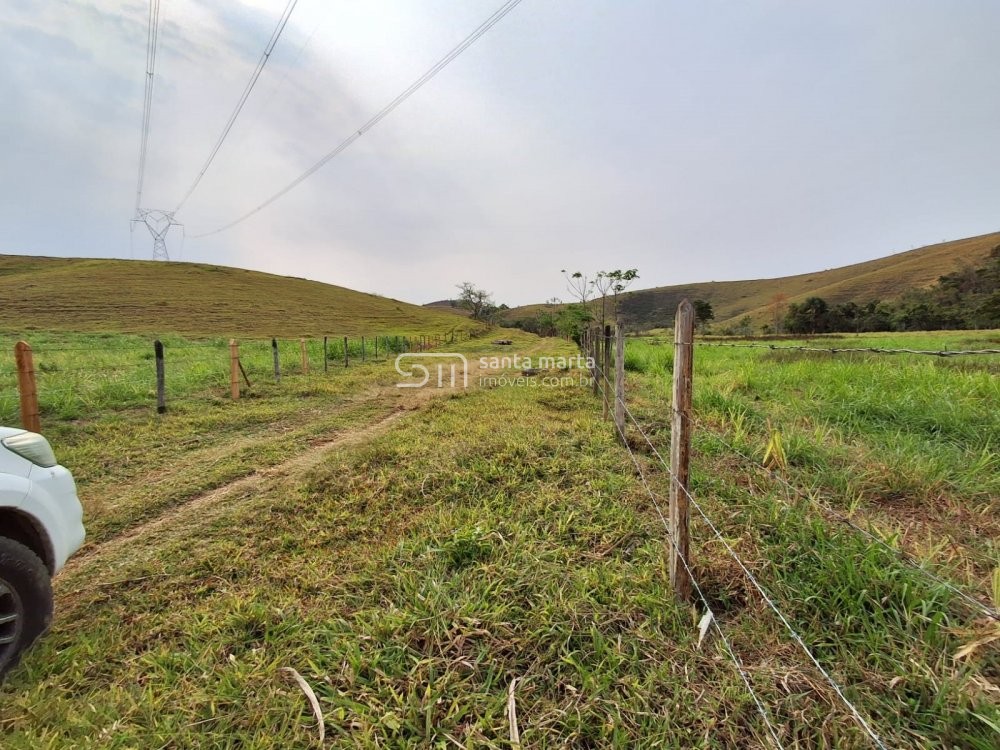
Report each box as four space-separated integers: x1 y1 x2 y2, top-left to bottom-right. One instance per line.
507 232 1000 329
0 256 479 338
423 299 473 317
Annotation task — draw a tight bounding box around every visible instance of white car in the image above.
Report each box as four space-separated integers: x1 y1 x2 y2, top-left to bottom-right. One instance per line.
0 427 85 678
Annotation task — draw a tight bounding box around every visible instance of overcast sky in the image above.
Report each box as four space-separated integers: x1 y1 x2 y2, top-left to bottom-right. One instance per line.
2 0 998 306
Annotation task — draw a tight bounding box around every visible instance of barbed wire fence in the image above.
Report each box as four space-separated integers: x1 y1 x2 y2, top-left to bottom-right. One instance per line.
0 328 490 430
581 302 1000 746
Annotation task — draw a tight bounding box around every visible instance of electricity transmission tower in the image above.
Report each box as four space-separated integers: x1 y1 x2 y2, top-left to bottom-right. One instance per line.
131 209 183 261
132 0 179 260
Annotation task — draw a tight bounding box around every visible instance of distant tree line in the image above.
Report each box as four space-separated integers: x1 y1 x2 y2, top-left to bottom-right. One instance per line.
781 245 1000 334
503 246 1000 338
505 268 640 342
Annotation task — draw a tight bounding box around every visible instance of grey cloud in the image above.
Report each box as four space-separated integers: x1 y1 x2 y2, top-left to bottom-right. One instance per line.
2 0 999 306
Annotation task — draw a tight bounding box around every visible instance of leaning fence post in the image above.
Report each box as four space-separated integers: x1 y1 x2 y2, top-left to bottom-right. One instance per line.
154 339 166 414
669 299 695 601
272 338 281 383
323 336 328 373
614 319 625 441
14 341 40 433
229 339 241 400
343 336 349 368
300 337 309 374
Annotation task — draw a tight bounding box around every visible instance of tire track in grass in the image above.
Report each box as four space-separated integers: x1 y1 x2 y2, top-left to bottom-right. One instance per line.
57 335 552 584
78 394 396 544
57 408 409 581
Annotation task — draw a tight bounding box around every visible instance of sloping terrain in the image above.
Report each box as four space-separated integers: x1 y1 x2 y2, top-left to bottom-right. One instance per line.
0 255 478 337
506 231 1000 329
423 299 473 316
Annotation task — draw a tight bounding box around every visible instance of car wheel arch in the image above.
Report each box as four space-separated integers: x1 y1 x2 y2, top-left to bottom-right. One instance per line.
0 509 53 575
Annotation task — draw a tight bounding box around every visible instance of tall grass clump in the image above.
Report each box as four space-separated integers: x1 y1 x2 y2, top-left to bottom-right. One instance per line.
623 340 673 375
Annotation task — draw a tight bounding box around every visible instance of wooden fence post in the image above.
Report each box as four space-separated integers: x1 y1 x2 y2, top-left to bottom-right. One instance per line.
14 341 40 433
229 339 241 400
300 338 309 374
374 336 379 360
614 319 625 441
669 299 695 602
323 336 328 373
603 324 612 421
272 338 281 383
154 339 166 414
343 336 349 368
591 325 600 397
362 336 366 363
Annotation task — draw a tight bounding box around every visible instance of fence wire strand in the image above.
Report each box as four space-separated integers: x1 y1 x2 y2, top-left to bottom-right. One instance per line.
693 342 1000 357
684 413 1000 623
601 350 1000 623
594 362 888 749
593 374 787 750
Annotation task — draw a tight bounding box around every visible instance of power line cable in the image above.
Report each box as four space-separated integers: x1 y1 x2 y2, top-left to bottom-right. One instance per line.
252 14 324 113
134 0 163 216
189 0 525 238
173 0 301 213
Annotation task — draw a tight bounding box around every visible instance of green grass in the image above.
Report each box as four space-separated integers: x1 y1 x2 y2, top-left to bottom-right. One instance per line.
630 331 999 564
0 255 480 337
623 341 673 376
0 331 457 424
0 329 997 747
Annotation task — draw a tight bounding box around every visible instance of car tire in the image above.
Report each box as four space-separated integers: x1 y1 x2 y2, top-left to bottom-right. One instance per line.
0 537 53 680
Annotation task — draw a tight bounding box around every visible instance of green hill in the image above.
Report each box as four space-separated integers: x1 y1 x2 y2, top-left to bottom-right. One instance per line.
506 232 1000 329
423 299 473 317
0 256 479 338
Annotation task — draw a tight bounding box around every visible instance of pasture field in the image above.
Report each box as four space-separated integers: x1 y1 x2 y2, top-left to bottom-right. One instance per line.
0 328 997 748
0 332 456 424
